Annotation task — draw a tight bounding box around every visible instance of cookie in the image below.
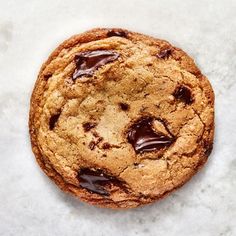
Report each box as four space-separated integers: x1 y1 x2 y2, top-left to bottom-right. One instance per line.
29 28 214 209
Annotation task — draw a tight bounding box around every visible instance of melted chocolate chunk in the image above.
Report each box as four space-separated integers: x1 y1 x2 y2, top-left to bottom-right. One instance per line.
83 122 97 132
119 102 129 111
156 49 172 59
107 29 127 38
173 85 193 104
72 50 119 80
49 113 60 130
127 117 174 153
78 168 123 196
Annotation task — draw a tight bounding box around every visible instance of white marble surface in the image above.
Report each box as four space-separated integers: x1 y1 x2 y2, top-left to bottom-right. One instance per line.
0 0 236 235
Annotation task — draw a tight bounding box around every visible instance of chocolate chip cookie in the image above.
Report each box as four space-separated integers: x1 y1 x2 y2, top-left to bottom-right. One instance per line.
29 28 214 208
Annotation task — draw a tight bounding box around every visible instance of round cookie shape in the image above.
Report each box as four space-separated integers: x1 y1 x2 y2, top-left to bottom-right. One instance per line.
29 28 214 209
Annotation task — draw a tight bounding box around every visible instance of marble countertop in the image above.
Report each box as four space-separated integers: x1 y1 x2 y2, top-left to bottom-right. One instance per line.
0 0 236 235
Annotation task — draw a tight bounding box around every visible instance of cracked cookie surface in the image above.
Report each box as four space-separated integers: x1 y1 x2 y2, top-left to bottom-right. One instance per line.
29 28 214 209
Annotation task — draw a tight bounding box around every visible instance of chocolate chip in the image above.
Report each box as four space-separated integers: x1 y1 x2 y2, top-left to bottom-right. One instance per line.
43 73 52 80
204 142 213 156
72 50 120 80
102 142 111 149
89 137 103 150
92 131 99 138
173 85 193 104
127 117 174 153
119 102 129 111
77 168 124 196
133 163 144 169
102 142 120 149
97 137 104 143
107 29 127 38
83 122 97 132
156 49 172 59
89 141 96 150
49 113 60 130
